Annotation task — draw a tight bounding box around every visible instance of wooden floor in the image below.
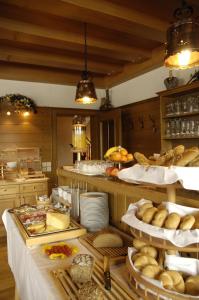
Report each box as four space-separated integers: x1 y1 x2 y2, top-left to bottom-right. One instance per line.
0 237 15 300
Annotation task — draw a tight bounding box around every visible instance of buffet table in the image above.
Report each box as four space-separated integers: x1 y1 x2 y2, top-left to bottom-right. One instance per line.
2 210 133 300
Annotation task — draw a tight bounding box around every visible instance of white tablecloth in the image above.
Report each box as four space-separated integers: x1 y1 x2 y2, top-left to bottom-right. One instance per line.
2 210 91 300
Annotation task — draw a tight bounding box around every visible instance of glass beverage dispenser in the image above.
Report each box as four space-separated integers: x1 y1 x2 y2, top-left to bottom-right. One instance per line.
72 115 87 161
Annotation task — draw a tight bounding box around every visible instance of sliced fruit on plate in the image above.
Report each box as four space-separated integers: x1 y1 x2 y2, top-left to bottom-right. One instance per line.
43 242 78 259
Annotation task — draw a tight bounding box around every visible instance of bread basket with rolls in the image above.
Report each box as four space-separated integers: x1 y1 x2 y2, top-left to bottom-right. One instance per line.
127 247 199 300
118 146 199 191
122 199 199 250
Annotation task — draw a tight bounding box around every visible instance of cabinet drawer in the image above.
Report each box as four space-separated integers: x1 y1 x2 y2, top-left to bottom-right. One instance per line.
0 185 19 195
0 195 20 224
20 182 47 193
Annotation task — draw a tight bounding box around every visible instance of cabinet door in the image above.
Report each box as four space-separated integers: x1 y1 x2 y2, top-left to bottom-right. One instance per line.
21 192 47 206
0 195 20 225
0 185 19 195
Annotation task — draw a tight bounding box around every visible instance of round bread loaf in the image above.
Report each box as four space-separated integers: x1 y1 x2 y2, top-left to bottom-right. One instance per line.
185 275 199 296
179 215 195 230
142 207 158 224
164 213 181 229
137 202 153 219
159 270 185 293
93 232 123 248
152 209 169 227
132 238 147 250
141 264 162 279
140 246 158 259
133 255 158 270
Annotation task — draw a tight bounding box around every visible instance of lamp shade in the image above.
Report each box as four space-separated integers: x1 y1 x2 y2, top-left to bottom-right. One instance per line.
165 18 199 69
75 78 97 104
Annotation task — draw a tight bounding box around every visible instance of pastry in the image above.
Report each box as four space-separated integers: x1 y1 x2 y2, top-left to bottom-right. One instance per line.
132 238 147 250
179 215 195 230
152 208 169 227
133 254 158 270
193 213 199 229
70 254 94 283
159 270 185 293
134 152 150 166
140 246 158 259
136 202 153 219
78 281 103 300
164 213 181 229
93 232 123 248
46 212 70 230
142 207 158 224
185 275 199 296
141 264 162 279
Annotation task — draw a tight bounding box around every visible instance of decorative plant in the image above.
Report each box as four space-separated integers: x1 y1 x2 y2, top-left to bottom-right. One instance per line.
0 94 37 113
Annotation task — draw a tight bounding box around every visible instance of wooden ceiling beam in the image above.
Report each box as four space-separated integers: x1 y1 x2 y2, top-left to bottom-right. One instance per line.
0 62 105 88
0 45 122 74
0 17 151 58
105 47 165 88
0 0 165 43
61 0 168 32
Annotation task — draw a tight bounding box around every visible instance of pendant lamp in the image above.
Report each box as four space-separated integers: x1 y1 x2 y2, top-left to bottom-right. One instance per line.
165 0 199 69
75 23 97 104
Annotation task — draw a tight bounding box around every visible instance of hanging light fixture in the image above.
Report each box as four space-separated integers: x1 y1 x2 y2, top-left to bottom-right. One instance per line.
75 23 97 104
165 0 199 69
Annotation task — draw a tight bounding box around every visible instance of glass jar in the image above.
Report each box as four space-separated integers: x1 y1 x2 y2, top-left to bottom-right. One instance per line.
72 123 87 151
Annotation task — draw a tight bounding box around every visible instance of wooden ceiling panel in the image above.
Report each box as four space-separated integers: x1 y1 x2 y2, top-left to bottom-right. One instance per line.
0 0 191 87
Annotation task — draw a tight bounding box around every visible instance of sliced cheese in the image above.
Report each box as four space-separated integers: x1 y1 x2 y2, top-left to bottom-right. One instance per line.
46 212 70 230
93 232 123 248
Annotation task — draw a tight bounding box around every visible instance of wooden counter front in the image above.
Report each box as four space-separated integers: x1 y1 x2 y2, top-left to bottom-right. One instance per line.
57 168 199 234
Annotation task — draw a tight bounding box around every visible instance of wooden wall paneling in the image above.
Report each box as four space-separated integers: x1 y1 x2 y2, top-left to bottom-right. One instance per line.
121 97 161 156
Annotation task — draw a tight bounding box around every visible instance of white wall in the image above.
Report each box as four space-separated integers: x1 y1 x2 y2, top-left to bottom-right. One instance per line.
0 79 104 109
111 66 198 107
0 66 198 108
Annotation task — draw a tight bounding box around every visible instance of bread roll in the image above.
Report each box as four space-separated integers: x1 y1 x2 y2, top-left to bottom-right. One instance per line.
185 275 199 296
93 232 123 248
134 255 158 270
132 238 147 250
193 213 199 229
134 152 150 165
142 207 158 224
173 145 185 156
159 270 185 293
175 148 199 166
152 209 169 227
141 264 162 279
179 215 195 230
140 246 158 259
137 202 153 219
164 213 181 229
131 252 142 262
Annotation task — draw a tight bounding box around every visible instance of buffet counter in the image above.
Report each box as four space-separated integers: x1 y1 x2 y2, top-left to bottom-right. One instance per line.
2 210 133 300
57 167 199 233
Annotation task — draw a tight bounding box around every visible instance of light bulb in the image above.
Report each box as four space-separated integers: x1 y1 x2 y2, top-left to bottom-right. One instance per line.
177 50 191 67
82 96 93 104
23 111 30 117
6 111 11 116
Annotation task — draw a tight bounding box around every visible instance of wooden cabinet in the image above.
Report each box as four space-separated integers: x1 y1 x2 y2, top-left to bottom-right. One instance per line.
0 179 48 236
159 81 199 152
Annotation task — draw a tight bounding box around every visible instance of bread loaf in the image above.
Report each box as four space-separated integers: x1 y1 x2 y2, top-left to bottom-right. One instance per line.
142 207 158 224
46 212 70 230
78 281 103 300
93 232 123 248
159 270 185 293
140 246 158 259
185 275 199 296
134 152 150 165
141 264 162 279
164 213 181 229
193 213 199 229
175 148 199 166
132 238 147 250
179 215 195 230
70 254 94 284
152 209 168 227
133 255 158 270
136 202 153 219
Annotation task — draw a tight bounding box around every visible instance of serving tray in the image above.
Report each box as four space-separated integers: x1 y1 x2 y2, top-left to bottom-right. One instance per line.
52 263 135 300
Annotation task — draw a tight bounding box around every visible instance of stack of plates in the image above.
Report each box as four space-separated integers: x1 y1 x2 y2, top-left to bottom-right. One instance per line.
80 192 109 232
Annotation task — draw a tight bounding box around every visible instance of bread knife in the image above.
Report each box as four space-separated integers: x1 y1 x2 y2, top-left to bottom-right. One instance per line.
104 256 111 290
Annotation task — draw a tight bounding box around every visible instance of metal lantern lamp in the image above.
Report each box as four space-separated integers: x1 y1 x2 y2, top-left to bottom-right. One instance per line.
165 0 199 69
75 23 97 104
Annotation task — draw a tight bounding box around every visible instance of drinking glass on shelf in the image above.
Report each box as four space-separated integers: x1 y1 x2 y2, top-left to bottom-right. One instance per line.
194 121 199 136
165 120 171 137
189 120 195 136
180 119 186 136
181 97 188 114
175 99 181 115
175 119 181 137
193 95 199 112
170 119 176 137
